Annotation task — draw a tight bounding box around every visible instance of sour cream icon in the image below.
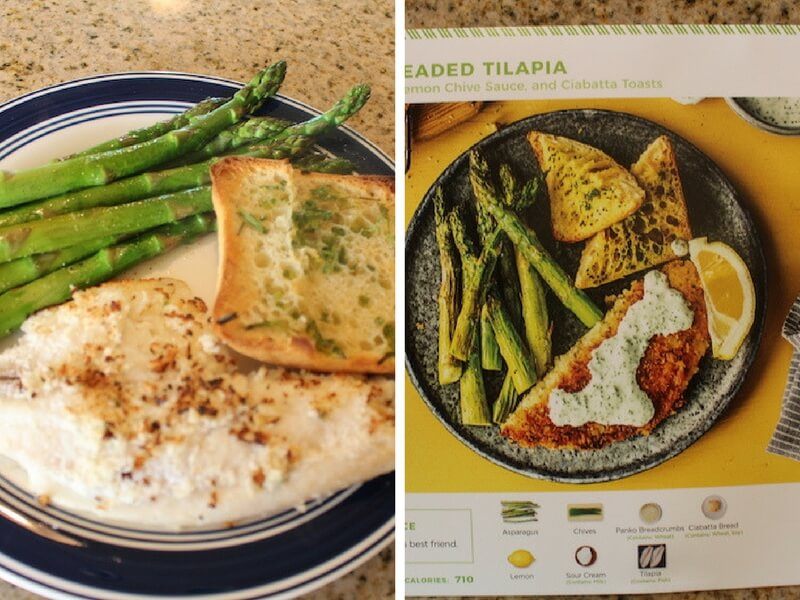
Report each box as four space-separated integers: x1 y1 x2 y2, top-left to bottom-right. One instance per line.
575 545 598 567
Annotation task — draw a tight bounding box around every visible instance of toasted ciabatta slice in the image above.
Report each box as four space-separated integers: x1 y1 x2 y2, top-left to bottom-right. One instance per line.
0 278 394 528
529 132 645 243
575 136 693 288
211 157 394 374
501 260 709 450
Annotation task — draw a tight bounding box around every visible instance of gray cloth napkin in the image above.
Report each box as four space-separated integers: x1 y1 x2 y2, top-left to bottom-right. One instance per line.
767 299 800 460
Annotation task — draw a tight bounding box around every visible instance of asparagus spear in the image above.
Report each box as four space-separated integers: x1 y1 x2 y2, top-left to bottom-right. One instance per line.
166 116 292 167
448 209 503 361
433 187 462 384
0 61 287 207
501 167 551 377
479 305 502 370
460 331 491 426
0 154 364 269
62 97 226 159
448 209 490 425
238 83 371 160
0 214 215 338
474 185 502 371
0 234 123 294
0 187 212 262
470 151 603 328
0 84 370 228
496 163 525 326
0 162 213 228
516 248 551 377
292 153 355 174
492 371 520 424
485 294 536 394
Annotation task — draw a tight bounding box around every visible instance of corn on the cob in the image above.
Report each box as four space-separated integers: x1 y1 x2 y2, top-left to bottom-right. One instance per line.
413 102 484 141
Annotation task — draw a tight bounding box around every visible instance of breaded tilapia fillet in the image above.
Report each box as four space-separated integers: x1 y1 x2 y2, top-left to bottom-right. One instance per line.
502 260 709 449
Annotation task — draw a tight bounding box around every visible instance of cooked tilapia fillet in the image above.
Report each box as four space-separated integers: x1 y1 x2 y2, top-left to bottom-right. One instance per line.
0 279 394 529
502 260 709 449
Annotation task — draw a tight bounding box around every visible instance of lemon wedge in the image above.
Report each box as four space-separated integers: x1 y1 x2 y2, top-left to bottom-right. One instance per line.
688 237 755 360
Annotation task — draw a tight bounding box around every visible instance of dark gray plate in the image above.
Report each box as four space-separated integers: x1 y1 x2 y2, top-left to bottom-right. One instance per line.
405 109 767 483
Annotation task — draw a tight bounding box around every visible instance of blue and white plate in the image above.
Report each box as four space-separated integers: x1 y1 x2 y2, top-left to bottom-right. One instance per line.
0 72 394 599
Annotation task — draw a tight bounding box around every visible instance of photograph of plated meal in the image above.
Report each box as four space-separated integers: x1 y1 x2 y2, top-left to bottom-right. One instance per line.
0 59 394 597
406 103 765 482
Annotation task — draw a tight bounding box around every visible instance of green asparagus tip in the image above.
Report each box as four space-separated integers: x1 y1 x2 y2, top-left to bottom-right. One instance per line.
245 61 288 97
267 60 288 76
352 83 371 99
342 84 371 117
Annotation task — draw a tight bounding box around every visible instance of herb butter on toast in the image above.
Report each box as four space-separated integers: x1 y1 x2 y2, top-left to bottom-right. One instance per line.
528 131 645 243
575 135 692 288
211 157 394 374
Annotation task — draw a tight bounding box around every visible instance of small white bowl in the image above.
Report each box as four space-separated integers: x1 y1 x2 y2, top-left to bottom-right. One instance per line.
726 97 800 136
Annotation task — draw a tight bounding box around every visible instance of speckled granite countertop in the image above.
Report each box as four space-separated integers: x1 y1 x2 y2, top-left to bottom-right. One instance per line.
406 0 800 27
0 1 393 599
406 1 800 600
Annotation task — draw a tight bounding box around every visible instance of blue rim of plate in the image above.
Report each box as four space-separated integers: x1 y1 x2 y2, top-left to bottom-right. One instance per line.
0 72 394 599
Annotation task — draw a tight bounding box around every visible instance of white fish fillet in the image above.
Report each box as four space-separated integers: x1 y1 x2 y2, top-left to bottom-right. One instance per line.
0 279 394 529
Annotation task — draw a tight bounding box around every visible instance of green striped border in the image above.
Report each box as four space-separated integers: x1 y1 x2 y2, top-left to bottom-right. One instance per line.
407 23 799 39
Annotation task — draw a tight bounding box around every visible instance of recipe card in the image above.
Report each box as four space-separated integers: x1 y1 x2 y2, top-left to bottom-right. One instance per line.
404 24 800 595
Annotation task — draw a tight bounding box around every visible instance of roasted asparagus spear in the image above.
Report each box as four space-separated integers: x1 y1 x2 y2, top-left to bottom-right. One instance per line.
485 293 536 394
0 61 287 207
474 194 503 371
61 97 226 159
0 214 216 338
470 151 603 328
492 371 520 424
0 84 370 228
433 187 463 384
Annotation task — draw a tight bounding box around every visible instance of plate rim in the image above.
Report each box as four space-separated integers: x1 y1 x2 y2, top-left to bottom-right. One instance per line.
405 106 767 484
0 70 395 599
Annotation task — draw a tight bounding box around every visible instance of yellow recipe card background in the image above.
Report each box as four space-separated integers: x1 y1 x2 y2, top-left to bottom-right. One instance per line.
405 97 800 493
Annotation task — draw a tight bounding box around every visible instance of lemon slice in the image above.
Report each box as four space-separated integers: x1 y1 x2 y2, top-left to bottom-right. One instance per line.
688 237 755 360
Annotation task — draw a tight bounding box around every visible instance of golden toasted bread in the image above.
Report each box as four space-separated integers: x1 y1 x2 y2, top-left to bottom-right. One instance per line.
575 136 693 288
501 260 709 449
528 131 645 243
211 157 395 374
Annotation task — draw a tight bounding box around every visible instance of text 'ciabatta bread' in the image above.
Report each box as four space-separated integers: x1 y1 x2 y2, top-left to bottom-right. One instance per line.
575 135 693 288
211 157 395 374
528 131 645 243
0 279 394 528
